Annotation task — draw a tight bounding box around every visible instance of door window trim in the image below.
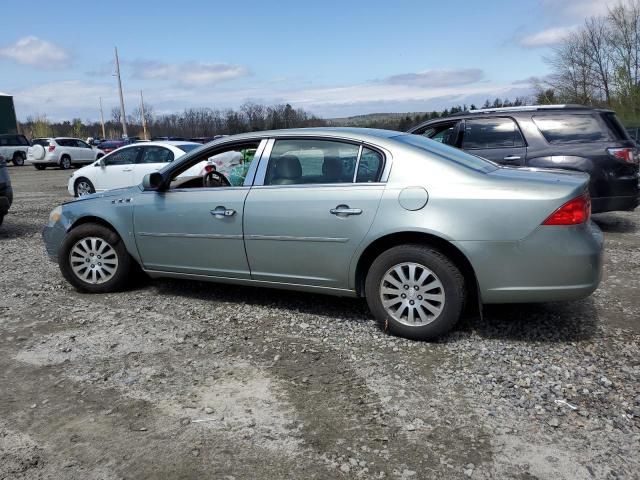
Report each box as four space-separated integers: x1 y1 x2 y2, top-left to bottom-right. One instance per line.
252 136 390 187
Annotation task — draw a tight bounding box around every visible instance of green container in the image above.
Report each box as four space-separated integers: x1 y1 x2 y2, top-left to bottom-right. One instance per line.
0 94 18 135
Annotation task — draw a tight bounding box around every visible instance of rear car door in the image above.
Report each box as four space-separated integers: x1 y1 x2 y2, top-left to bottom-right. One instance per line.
133 146 175 185
243 138 386 289
94 146 142 191
460 117 526 166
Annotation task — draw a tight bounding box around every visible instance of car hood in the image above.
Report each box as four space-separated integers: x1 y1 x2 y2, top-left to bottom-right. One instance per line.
63 185 139 205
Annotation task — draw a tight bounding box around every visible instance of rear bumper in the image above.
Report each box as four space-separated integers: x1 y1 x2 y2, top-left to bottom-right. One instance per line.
591 173 639 212
454 221 604 304
592 194 639 213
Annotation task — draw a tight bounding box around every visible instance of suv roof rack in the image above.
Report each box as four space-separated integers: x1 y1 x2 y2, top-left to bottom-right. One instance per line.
467 104 588 114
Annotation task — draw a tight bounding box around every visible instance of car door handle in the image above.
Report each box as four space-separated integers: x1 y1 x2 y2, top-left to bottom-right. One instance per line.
330 205 363 216
503 155 521 161
211 206 236 218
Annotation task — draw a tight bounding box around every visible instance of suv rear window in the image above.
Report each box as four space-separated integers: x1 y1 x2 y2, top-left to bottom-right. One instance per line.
532 114 614 144
31 139 50 147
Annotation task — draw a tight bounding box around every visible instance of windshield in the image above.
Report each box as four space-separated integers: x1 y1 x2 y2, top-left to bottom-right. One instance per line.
395 134 499 173
177 143 202 153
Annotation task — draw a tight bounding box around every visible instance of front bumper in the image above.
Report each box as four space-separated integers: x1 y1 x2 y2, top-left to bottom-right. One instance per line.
455 221 604 304
42 222 67 261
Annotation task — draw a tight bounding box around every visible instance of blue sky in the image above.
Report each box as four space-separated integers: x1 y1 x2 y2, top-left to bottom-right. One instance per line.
0 0 612 120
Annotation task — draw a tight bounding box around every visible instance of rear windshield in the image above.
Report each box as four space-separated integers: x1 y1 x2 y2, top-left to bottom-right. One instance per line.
397 134 499 173
31 139 50 147
532 114 621 144
177 143 202 153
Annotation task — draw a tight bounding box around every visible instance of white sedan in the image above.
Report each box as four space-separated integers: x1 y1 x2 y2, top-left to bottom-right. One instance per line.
68 141 202 196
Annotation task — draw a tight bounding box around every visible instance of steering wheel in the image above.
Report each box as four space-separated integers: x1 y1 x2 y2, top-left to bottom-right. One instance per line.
203 169 231 187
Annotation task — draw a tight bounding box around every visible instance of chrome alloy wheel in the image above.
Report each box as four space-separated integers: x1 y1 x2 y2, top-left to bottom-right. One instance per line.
76 180 93 197
379 262 445 326
69 237 119 284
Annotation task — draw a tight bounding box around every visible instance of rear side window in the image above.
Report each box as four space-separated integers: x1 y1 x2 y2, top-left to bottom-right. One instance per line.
356 148 384 183
18 135 29 146
138 146 174 164
532 114 613 144
462 118 524 149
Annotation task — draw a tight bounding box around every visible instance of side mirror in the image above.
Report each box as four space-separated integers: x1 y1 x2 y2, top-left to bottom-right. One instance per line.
98 157 106 167
142 172 164 191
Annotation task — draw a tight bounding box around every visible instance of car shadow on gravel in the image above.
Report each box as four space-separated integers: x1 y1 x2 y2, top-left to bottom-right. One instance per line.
0 218 43 239
592 214 638 233
454 299 598 342
153 278 373 322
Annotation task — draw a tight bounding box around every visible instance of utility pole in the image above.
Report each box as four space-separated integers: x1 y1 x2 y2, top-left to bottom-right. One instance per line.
114 47 128 138
99 96 106 139
140 90 148 140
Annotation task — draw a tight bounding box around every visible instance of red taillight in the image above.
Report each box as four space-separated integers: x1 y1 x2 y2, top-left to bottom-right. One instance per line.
48 145 55 152
607 147 635 163
542 193 591 226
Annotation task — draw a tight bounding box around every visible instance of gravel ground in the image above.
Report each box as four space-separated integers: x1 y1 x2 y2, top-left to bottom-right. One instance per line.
0 165 639 480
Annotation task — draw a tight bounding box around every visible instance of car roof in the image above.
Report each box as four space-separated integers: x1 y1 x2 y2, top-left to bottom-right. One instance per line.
112 141 199 148
215 127 403 144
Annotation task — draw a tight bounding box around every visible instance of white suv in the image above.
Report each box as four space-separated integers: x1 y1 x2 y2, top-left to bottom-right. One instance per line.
27 137 105 170
0 134 30 166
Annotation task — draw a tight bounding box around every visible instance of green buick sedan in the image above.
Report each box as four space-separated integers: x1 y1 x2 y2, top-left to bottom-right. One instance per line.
43 128 603 340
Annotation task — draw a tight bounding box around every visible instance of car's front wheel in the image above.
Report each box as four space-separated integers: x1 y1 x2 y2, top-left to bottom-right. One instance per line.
74 178 95 197
12 152 25 166
59 223 132 293
365 244 465 340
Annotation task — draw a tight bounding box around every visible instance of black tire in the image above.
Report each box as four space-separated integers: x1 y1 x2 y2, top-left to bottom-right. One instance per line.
58 223 132 293
60 155 72 169
34 164 46 170
0 215 3 227
12 152 25 166
74 178 95 197
365 244 465 341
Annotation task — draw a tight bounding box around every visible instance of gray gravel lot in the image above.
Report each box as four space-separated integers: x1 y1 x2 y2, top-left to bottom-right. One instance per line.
0 165 639 479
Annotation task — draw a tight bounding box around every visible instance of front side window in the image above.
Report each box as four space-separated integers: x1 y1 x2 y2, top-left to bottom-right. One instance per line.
264 139 359 185
75 140 91 149
167 141 261 189
139 146 174 164
462 118 524 149
105 147 141 166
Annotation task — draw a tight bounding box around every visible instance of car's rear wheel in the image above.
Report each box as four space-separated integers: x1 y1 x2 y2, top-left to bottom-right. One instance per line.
365 244 465 340
60 155 71 170
74 178 95 197
59 223 132 293
12 152 25 166
34 164 46 170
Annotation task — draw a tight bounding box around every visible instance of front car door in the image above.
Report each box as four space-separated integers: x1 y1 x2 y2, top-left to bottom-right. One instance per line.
93 146 142 191
243 137 387 289
75 139 95 162
133 139 266 278
459 117 527 166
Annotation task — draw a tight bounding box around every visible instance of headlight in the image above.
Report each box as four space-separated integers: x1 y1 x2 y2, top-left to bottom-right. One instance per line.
49 206 62 223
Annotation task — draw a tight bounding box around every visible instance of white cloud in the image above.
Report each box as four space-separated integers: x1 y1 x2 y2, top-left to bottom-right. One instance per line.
131 60 249 86
519 26 576 47
0 36 71 68
383 68 484 87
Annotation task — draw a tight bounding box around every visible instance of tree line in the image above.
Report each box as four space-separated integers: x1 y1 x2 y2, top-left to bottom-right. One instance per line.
534 0 640 126
18 97 531 140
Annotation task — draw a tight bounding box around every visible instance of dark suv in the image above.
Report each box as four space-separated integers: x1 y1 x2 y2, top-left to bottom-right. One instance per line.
408 105 639 213
0 154 13 226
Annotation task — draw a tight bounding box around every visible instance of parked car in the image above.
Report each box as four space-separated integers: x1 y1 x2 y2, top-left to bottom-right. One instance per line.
0 133 30 166
408 105 639 213
44 128 603 341
0 154 12 226
27 138 105 170
68 141 202 196
97 140 127 154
